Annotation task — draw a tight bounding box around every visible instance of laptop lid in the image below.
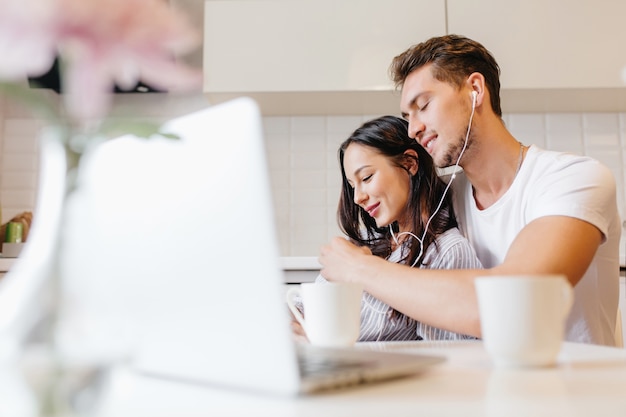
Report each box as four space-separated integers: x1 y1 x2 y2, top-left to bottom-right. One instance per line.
60 97 444 396
62 97 302 394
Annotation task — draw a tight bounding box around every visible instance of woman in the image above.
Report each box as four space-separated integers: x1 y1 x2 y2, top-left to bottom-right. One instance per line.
302 115 482 341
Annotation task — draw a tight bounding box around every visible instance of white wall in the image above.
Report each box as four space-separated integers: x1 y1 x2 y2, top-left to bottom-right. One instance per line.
1 97 625 258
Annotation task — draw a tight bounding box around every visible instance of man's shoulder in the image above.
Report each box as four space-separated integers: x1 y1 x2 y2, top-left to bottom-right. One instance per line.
527 146 612 181
530 146 603 169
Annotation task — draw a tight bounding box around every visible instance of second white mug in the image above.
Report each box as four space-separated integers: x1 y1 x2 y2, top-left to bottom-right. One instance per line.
475 274 574 368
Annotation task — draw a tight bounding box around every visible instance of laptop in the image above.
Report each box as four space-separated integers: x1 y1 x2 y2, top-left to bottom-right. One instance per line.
61 96 444 395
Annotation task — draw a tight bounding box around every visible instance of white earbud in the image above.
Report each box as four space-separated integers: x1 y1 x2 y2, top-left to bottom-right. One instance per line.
471 91 477 109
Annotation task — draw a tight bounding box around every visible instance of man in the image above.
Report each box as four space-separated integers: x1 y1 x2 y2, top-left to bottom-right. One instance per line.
319 34 620 345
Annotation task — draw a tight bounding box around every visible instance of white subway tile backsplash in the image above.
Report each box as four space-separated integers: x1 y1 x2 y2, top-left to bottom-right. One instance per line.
265 135 290 170
507 114 546 148
327 204 341 226
2 108 626 257
272 187 290 209
290 237 326 256
290 213 328 237
1 172 38 189
586 149 622 173
290 116 326 133
546 114 583 132
268 169 290 190
326 184 341 200
2 189 36 207
327 131 350 151
584 132 621 149
291 134 326 153
583 113 620 133
263 116 291 134
327 205 341 234
326 115 363 134
326 167 341 186
291 169 327 189
290 150 326 169
3 119 42 136
507 113 545 133
291 242 322 257
1 153 39 171
545 114 585 154
619 114 626 145
291 187 327 207
3 134 39 152
326 150 341 171
546 132 585 154
265 128 290 144
583 114 621 154
290 204 328 256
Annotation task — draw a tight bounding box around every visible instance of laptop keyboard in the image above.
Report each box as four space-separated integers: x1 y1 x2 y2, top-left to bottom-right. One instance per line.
297 353 370 377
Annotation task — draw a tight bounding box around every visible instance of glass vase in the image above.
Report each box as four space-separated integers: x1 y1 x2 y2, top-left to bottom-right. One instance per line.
0 128 118 416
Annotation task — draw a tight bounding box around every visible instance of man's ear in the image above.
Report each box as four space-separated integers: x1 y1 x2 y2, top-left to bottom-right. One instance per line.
403 149 419 175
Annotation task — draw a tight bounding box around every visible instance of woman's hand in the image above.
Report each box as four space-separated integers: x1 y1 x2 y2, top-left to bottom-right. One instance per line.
318 237 373 284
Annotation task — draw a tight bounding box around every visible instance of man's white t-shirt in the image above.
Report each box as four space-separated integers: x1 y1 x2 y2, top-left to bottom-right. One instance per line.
453 145 621 345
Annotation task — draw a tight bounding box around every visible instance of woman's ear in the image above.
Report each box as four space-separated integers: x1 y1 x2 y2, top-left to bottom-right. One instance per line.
403 149 419 175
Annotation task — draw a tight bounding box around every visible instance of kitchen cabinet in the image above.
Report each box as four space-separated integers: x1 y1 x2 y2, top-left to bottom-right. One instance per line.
447 0 626 112
203 0 446 114
204 0 626 114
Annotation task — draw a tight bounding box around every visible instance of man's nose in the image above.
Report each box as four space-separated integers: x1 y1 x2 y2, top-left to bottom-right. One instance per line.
408 117 424 143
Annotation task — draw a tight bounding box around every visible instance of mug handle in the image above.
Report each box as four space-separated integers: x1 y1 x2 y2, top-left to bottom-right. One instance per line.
286 286 306 329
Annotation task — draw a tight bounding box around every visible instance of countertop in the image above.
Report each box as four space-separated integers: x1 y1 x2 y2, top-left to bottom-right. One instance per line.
280 255 626 271
93 340 626 417
0 257 16 272
0 256 323 272
279 256 321 270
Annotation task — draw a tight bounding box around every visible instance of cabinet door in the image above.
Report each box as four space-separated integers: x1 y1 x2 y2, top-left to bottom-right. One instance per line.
204 0 446 113
447 0 626 89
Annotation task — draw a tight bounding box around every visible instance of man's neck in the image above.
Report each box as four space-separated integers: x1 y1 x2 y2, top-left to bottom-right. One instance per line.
462 127 523 210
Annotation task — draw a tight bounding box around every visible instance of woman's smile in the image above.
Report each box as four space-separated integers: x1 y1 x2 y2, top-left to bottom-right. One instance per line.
365 202 380 217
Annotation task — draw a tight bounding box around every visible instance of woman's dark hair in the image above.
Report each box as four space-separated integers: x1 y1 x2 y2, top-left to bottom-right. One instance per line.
389 34 502 117
337 115 457 267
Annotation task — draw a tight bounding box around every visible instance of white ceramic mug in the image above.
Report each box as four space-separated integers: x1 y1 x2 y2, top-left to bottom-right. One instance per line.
475 274 574 368
286 282 363 348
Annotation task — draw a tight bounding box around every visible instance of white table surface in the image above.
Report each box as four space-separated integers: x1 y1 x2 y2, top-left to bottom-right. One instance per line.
96 340 626 417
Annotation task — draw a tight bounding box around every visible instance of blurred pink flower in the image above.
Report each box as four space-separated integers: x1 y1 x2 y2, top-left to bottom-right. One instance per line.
0 0 202 122
0 0 57 79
